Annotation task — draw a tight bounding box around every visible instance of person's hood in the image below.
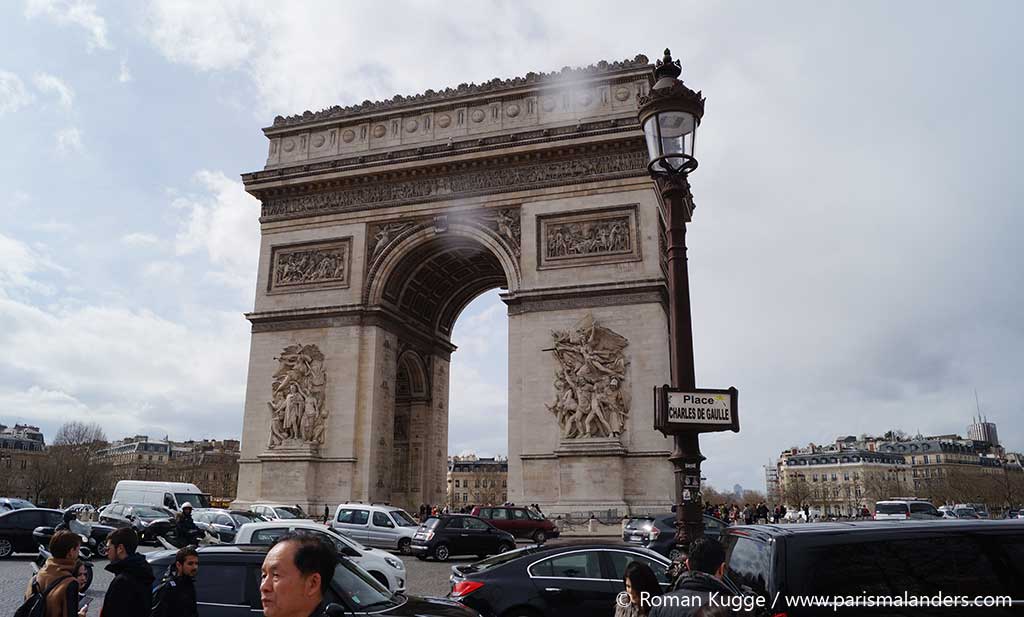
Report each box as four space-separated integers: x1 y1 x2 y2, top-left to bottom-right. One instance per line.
675 570 736 595
36 556 76 588
106 552 156 585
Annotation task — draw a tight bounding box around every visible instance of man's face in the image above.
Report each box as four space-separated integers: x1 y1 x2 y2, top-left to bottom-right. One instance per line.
177 555 199 578
106 541 126 563
183 508 192 517
260 542 322 617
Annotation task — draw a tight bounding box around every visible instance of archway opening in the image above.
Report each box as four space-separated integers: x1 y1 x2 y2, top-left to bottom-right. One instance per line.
377 231 513 512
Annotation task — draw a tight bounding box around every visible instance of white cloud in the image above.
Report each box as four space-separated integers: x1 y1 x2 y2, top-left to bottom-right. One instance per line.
146 1 257 71
121 232 159 247
55 127 83 154
31 219 75 234
0 232 65 295
25 0 111 50
118 59 132 83
0 71 33 114
172 170 260 291
33 73 74 109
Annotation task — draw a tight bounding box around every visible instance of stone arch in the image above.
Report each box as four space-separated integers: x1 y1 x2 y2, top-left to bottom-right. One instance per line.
366 222 520 337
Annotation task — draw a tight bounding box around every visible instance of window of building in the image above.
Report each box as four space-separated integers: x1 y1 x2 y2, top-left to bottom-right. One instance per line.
831 473 837 481
812 474 818 482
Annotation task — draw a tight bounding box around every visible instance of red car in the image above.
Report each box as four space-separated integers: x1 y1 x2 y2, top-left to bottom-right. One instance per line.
470 506 559 544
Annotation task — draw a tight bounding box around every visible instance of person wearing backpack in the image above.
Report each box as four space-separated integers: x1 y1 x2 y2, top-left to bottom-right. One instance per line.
100 528 155 617
151 545 199 617
20 530 87 617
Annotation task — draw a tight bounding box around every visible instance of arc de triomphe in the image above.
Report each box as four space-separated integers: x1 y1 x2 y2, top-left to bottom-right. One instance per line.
233 54 675 515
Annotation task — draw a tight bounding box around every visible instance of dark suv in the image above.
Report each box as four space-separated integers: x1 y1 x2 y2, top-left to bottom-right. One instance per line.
623 513 727 560
146 544 477 616
470 506 559 543
411 514 516 561
720 520 1024 615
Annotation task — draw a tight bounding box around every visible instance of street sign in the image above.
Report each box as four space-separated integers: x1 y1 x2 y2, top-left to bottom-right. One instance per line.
654 386 739 435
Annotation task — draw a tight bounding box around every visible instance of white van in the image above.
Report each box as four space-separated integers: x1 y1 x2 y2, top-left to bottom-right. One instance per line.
110 481 211 511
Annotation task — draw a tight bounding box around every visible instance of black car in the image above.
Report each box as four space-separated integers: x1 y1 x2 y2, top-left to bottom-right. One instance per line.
411 515 516 562
99 503 179 544
720 520 1024 616
0 508 64 557
449 543 672 617
191 508 265 543
32 519 115 559
146 544 478 616
623 513 727 560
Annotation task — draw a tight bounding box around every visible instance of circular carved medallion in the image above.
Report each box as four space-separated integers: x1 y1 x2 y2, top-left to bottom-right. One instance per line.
578 91 593 107
470 109 485 123
506 103 520 118
312 134 326 148
615 86 631 102
405 119 418 132
341 129 355 143
372 125 386 138
283 139 295 152
437 114 452 128
541 97 555 112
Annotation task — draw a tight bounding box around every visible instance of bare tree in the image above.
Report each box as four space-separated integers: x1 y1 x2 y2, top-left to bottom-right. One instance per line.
781 475 814 510
51 421 110 505
24 456 61 505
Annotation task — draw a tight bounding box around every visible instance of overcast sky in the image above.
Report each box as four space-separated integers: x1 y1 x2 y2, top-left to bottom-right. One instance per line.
1 1 1021 494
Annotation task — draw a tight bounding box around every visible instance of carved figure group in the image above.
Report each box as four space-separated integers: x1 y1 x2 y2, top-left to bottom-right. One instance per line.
491 209 521 256
274 248 346 286
546 314 630 439
267 344 329 449
547 218 629 259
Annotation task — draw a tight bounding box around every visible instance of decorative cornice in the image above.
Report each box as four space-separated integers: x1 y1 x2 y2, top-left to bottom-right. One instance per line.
259 141 649 222
503 282 668 316
271 55 650 129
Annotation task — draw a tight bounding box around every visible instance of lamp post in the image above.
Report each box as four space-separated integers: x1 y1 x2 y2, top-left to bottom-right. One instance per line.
638 49 707 556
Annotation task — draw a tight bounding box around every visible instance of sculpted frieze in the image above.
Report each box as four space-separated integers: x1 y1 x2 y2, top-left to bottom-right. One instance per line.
261 148 648 221
545 313 631 440
537 205 641 269
270 239 351 292
267 344 329 450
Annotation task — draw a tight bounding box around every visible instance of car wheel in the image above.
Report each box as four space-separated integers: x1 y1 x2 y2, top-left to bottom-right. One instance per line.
0 537 12 558
369 571 390 590
498 542 514 554
97 540 108 558
668 548 681 561
532 530 546 544
398 538 411 555
433 543 450 561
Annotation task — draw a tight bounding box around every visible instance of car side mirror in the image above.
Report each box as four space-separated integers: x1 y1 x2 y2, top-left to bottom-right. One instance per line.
343 546 359 557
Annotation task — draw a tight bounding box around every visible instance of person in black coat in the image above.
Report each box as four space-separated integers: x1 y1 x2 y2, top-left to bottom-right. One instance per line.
100 528 155 617
650 538 740 617
152 546 199 617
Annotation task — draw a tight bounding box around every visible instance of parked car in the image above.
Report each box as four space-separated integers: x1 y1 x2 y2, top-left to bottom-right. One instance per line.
191 508 265 543
0 507 64 557
954 506 982 519
719 520 1024 615
0 497 36 512
32 515 115 559
145 544 478 616
470 506 559 544
873 499 942 520
235 520 407 592
957 502 991 519
449 543 672 617
251 503 307 521
411 514 516 561
331 503 420 553
99 503 180 544
622 513 727 560
111 480 211 511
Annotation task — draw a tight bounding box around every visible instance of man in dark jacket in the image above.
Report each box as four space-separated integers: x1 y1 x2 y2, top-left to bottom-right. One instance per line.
649 537 739 617
101 527 155 617
152 545 199 617
175 503 202 546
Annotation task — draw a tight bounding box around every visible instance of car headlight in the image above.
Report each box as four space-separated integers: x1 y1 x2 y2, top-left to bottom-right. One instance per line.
384 556 404 570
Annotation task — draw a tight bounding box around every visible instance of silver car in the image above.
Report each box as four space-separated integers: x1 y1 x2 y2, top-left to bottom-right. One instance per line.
330 503 419 554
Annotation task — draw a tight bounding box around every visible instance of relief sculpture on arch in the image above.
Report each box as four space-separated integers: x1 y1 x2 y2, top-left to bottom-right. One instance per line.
266 344 329 451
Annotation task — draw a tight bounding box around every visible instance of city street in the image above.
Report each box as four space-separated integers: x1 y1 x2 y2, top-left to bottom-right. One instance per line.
1 539 623 614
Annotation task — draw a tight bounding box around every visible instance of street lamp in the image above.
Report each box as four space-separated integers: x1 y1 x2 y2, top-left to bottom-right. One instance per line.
639 49 707 556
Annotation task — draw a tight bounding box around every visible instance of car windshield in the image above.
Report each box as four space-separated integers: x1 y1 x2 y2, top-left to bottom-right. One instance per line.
331 556 399 610
875 503 908 514
390 509 418 527
421 517 441 529
461 546 538 572
133 506 173 519
175 493 211 509
626 518 653 529
527 509 545 521
230 512 263 526
274 507 301 519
